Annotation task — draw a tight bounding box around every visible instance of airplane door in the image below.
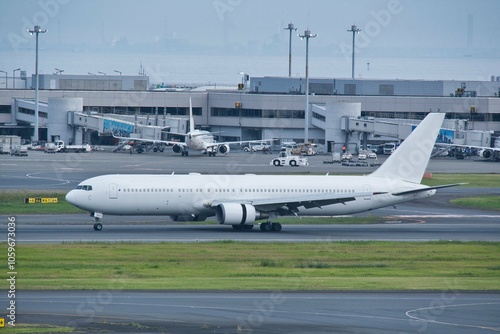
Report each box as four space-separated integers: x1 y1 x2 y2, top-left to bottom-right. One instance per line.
109 183 118 199
363 184 371 200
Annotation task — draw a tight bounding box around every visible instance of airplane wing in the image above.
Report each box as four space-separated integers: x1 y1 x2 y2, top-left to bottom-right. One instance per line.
436 143 500 152
210 191 373 216
205 139 276 148
113 134 187 147
436 143 500 160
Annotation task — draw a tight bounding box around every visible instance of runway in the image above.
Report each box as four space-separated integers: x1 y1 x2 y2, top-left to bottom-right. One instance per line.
7 216 500 243
5 291 500 333
5 186 500 243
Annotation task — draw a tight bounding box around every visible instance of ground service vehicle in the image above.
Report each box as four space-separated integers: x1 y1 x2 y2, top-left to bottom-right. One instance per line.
270 150 309 167
55 140 92 153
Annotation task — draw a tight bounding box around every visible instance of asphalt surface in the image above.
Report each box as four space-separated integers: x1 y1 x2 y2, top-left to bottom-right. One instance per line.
3 291 499 333
1 149 499 333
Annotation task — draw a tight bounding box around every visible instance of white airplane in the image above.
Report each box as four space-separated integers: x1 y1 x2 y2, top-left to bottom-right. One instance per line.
114 98 274 156
437 138 500 161
66 113 463 232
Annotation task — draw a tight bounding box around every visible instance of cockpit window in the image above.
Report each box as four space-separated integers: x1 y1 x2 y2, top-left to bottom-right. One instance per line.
75 185 93 191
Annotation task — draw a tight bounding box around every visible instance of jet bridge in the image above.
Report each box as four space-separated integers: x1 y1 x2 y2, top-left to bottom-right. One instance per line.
69 112 188 146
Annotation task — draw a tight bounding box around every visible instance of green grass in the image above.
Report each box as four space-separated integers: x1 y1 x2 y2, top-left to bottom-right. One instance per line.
2 241 499 291
0 190 84 214
421 173 500 188
0 324 75 333
451 196 500 211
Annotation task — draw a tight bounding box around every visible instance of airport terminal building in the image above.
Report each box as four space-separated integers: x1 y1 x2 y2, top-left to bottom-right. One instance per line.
0 74 499 152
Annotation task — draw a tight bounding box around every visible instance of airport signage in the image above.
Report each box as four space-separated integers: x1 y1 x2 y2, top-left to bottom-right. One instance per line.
23 197 58 204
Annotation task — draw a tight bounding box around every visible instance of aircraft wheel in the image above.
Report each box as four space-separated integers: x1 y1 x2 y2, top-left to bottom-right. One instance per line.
243 225 254 230
272 222 282 232
260 222 272 232
93 223 103 231
232 225 242 231
273 159 281 167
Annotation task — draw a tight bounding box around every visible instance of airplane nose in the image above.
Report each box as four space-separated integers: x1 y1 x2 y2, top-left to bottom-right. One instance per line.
65 190 76 205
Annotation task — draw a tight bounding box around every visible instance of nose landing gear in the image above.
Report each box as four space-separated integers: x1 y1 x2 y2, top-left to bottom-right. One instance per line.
92 212 103 231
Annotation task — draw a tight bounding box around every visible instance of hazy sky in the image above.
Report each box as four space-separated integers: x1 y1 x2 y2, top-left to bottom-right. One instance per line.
1 0 499 83
1 0 499 52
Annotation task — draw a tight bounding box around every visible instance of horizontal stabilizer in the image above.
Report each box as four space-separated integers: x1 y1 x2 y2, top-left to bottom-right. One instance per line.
392 183 466 196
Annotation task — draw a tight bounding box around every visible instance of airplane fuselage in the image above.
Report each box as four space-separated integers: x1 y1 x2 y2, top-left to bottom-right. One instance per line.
185 130 215 151
66 174 435 220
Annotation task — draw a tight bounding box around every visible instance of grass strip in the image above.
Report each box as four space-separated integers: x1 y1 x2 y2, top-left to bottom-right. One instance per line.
3 241 499 291
0 190 84 214
450 196 500 211
421 173 500 188
0 324 74 333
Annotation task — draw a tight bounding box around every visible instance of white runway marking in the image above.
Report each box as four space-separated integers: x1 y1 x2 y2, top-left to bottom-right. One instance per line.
26 172 70 185
406 302 500 331
385 214 500 218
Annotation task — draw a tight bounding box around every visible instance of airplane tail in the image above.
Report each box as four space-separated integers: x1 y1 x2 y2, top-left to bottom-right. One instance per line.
189 97 195 133
369 113 445 184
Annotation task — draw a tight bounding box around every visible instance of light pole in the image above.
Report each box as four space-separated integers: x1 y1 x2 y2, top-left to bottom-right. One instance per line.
98 71 106 75
114 70 122 76
13 68 20 89
284 23 297 77
55 68 64 75
299 29 317 144
28 25 47 142
0 70 7 88
347 24 361 79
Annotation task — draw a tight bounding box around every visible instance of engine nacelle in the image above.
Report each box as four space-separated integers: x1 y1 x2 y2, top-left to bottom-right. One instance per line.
172 145 182 153
216 203 262 225
480 149 492 159
218 144 230 154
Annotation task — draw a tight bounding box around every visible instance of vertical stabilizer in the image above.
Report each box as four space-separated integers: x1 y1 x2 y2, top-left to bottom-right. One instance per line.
189 97 195 133
369 113 445 183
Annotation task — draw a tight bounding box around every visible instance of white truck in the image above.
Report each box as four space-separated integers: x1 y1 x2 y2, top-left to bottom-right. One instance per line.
270 150 309 167
54 140 91 153
323 152 342 164
10 145 28 156
44 142 57 154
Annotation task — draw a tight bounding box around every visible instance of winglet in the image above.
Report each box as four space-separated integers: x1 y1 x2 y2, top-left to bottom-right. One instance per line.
370 113 445 184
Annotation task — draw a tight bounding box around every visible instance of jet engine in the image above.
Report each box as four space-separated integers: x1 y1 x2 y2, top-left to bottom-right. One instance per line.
480 149 492 159
172 145 182 153
215 203 266 225
218 144 230 154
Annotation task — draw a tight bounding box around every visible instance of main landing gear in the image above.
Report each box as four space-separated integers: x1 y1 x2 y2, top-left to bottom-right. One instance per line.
259 222 282 232
231 222 283 232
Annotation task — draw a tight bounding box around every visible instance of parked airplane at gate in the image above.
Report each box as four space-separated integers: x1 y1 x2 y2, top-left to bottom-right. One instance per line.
437 138 500 161
114 98 274 156
66 113 463 232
